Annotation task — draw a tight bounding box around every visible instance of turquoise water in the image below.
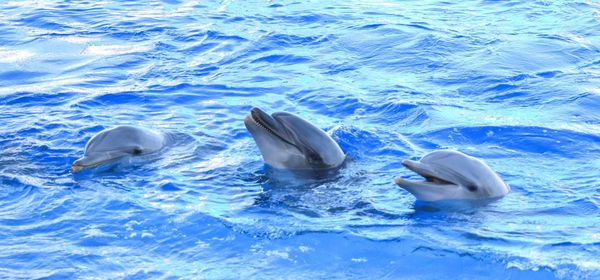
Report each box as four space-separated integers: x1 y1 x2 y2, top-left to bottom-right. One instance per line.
1 0 599 278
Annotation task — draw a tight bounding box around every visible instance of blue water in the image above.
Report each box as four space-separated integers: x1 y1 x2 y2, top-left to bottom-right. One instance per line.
1 0 599 278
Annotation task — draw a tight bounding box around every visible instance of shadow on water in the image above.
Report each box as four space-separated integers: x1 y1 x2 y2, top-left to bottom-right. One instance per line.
252 165 345 211
411 197 504 214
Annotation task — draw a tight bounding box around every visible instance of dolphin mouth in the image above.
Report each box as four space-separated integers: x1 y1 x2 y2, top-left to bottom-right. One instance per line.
71 164 84 173
71 160 106 173
71 156 124 173
395 159 456 187
246 107 297 148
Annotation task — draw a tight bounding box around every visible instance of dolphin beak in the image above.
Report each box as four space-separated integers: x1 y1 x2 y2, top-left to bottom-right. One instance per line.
400 159 443 180
394 176 426 188
71 164 83 173
395 159 455 187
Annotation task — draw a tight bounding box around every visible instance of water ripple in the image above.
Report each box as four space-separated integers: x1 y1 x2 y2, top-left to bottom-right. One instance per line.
1 0 599 278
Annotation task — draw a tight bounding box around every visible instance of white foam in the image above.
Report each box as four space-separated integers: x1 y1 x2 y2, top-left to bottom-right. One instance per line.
0 49 34 63
82 44 151 56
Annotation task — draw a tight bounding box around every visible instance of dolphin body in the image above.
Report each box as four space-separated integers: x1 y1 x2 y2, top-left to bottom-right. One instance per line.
395 150 509 201
72 125 165 173
244 107 345 170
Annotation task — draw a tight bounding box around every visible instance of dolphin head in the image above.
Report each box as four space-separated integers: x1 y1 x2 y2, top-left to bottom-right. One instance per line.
244 107 345 170
394 150 509 201
71 125 165 173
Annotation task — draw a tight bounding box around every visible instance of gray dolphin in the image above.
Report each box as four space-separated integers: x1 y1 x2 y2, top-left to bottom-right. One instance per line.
244 107 345 170
394 150 509 201
72 125 165 173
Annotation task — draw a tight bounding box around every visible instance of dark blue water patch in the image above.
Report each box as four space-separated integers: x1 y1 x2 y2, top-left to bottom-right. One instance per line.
14 13 72 31
367 101 428 126
254 232 559 279
536 198 600 216
123 271 165 280
400 22 435 31
546 241 600 251
159 181 181 191
1 92 75 107
92 24 154 41
355 207 405 220
265 33 332 48
0 71 49 86
204 30 248 43
319 62 358 75
361 11 410 19
536 70 562 78
146 83 278 97
508 73 534 81
172 29 212 43
251 54 311 64
272 13 340 25
478 0 530 8
412 126 600 156
461 231 511 243
413 34 472 53
359 52 447 73
73 125 105 139
153 41 178 52
485 83 519 92
77 92 157 106
288 89 365 118
244 75 279 82
452 74 548 102
484 91 529 102
93 57 150 71
224 16 245 23
332 126 410 159
433 73 505 87
0 177 37 201
356 23 386 30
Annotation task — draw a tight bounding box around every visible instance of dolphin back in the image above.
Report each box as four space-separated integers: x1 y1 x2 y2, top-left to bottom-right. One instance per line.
84 125 165 155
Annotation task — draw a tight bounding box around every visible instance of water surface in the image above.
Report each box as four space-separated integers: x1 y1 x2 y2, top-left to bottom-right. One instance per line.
1 0 599 279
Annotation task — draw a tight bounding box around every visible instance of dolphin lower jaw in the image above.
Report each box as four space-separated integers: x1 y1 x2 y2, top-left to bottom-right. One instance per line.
394 177 457 194
395 178 463 201
71 152 128 173
71 158 110 173
71 160 103 173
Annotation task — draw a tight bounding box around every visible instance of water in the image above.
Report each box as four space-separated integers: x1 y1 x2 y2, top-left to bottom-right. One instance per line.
1 0 599 278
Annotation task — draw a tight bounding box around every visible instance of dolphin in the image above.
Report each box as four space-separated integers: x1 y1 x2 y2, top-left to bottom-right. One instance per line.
244 107 345 170
71 125 165 173
394 150 509 201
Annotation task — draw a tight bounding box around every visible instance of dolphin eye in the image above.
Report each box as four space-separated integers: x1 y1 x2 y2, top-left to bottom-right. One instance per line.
132 148 143 155
466 185 478 192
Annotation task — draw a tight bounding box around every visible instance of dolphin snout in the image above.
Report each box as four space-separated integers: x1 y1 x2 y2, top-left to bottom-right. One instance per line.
394 176 405 185
71 164 83 173
401 159 433 177
71 158 86 173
